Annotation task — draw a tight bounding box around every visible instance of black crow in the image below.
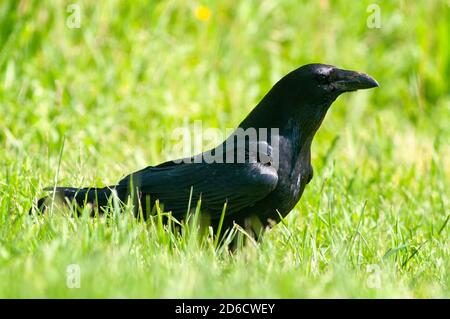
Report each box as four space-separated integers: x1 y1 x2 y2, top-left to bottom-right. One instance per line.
34 64 378 233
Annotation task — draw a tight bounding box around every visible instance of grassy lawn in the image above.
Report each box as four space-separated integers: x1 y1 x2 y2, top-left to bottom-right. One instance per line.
0 0 448 298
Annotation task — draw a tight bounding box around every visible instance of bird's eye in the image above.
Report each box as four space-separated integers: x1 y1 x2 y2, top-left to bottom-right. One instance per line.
317 74 329 84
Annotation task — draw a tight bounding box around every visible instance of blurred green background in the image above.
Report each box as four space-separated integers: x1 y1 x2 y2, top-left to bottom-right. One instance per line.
0 0 448 297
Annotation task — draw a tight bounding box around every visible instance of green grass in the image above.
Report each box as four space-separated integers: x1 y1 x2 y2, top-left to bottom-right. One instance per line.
0 0 449 298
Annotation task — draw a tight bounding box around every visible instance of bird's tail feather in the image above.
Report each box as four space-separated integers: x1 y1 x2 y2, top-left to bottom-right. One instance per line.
33 186 121 214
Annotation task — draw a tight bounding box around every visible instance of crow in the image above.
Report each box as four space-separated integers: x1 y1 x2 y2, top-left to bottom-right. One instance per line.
34 64 378 234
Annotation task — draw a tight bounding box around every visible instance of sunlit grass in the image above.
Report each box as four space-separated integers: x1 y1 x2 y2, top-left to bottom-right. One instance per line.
0 0 448 297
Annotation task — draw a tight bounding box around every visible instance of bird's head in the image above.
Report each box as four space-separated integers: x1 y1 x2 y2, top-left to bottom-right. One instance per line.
240 63 378 132
259 63 379 131
286 63 379 102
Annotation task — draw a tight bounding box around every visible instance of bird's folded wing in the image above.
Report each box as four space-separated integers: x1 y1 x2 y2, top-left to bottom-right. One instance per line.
118 162 278 219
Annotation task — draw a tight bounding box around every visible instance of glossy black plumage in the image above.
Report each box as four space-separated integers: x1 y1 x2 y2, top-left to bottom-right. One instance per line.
35 64 378 232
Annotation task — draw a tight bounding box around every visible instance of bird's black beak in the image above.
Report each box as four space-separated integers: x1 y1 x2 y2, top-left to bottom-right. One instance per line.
332 68 379 92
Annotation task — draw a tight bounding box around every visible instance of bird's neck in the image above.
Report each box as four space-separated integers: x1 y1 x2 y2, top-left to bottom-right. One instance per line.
238 94 331 152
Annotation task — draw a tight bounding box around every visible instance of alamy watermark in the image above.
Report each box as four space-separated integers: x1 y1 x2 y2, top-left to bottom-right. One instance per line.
66 263 81 288
66 4 81 29
165 121 280 169
366 264 381 289
367 4 382 29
